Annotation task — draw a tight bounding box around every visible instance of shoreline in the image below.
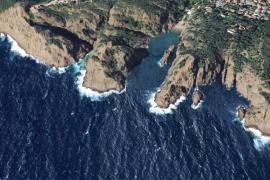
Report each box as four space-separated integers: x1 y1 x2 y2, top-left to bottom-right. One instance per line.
236 114 270 150
1 33 70 74
1 32 126 100
75 69 126 101
1 33 38 61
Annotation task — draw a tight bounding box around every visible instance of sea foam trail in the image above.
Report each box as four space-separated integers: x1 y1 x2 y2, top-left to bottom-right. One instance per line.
75 69 126 101
48 67 67 74
236 115 270 150
148 88 186 115
1 33 36 60
247 127 270 150
191 100 203 110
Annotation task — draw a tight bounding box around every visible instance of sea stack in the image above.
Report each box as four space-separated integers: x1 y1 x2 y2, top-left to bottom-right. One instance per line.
160 44 176 66
237 105 247 120
192 89 203 107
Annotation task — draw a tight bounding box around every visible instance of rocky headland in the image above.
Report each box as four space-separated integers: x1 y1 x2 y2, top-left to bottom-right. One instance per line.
0 0 181 92
154 2 270 136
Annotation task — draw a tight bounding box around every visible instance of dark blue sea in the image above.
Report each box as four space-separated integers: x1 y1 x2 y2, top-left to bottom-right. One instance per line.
0 33 270 180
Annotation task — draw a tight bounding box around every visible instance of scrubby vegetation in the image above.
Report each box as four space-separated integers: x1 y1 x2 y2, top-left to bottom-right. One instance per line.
180 8 231 60
124 16 144 29
0 0 18 12
178 2 270 102
181 4 270 77
0 0 49 12
39 6 70 23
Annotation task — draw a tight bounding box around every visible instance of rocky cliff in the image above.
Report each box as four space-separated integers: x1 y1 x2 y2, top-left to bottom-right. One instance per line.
0 0 181 92
154 3 270 135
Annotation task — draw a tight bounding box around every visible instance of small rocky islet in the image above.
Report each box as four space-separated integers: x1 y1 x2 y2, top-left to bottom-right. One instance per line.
192 89 203 107
1 0 270 137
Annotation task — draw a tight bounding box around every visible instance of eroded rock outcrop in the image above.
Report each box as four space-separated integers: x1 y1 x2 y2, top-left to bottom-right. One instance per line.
192 89 203 107
155 54 196 108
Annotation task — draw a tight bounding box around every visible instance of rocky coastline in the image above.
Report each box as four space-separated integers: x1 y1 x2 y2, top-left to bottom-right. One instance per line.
153 3 270 136
0 0 180 92
1 1 270 139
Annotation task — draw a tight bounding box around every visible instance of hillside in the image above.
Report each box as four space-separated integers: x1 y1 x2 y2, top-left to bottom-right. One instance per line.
154 0 270 135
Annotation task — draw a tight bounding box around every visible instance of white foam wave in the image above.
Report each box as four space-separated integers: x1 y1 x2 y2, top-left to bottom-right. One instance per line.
246 127 270 150
148 88 186 115
0 33 5 40
75 69 126 101
9 36 29 58
1 33 38 62
1 33 70 75
191 100 203 110
235 114 270 150
50 67 67 74
157 59 164 67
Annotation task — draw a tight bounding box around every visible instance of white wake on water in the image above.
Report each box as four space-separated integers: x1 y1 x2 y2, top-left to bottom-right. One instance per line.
1 33 124 100
0 33 68 74
191 100 203 110
247 127 270 150
148 88 186 115
1 33 37 60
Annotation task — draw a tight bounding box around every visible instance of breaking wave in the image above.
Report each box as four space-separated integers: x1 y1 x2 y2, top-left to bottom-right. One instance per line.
191 100 203 110
235 114 270 150
148 88 186 115
75 69 126 101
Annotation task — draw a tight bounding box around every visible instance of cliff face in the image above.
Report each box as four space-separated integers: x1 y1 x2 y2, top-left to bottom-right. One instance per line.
0 4 74 67
235 67 270 136
0 0 180 92
155 54 196 108
155 50 230 107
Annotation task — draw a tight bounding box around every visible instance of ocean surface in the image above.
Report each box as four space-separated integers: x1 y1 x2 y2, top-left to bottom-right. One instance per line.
0 32 270 180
